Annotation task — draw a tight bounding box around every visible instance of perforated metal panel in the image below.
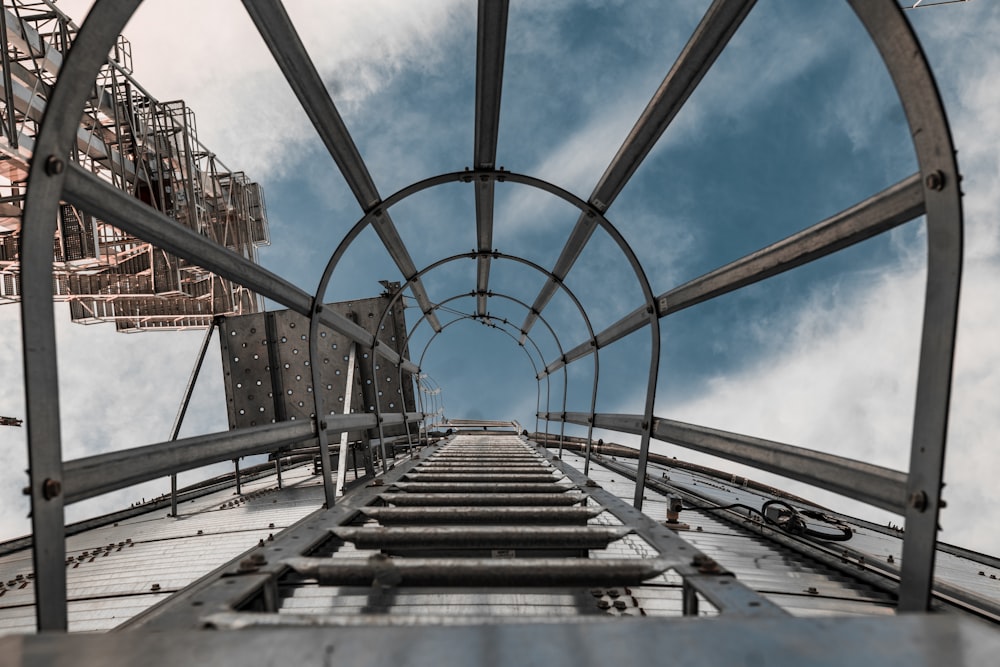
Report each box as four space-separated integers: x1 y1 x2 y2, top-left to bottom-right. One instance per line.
220 294 416 439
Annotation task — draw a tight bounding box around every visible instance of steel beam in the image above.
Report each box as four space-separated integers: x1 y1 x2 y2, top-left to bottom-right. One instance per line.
520 0 756 341
553 411 907 513
473 0 508 316
62 415 383 503
61 163 418 371
241 0 441 332
541 173 926 376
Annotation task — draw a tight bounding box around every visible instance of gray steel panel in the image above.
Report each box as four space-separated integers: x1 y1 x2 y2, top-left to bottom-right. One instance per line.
0 464 327 635
4 614 1000 666
565 451 897 612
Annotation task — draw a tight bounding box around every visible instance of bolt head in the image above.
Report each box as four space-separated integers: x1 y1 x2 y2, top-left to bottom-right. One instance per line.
42 478 62 500
909 490 929 512
925 170 946 191
44 155 64 175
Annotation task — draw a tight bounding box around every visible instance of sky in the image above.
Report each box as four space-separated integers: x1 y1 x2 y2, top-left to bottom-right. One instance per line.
2 0 1000 558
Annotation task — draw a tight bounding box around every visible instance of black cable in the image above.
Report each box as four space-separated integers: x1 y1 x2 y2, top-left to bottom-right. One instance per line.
687 500 853 542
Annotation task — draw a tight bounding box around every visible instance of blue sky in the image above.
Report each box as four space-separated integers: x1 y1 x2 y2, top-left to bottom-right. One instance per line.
3 0 1000 557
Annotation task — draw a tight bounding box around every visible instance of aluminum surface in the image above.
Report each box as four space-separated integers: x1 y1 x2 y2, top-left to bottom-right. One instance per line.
0 463 330 634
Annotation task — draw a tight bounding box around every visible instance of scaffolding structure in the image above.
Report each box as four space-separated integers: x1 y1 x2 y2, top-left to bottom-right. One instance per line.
0 0 269 331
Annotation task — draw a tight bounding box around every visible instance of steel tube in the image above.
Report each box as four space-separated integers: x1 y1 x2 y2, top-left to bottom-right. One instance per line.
286 556 672 587
473 0 509 315
359 506 602 524
332 525 631 550
241 0 441 333
543 173 926 377
519 0 756 340
556 411 907 513
379 493 587 506
62 415 380 503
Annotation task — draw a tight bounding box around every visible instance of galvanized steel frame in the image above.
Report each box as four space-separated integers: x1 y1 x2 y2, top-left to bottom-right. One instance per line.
17 0 961 629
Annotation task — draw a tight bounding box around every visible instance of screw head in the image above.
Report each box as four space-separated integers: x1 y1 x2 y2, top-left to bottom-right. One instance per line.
42 478 62 500
909 490 929 512
44 155 64 175
925 170 945 191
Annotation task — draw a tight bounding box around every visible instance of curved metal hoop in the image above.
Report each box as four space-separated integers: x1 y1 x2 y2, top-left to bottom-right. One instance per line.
327 251 601 472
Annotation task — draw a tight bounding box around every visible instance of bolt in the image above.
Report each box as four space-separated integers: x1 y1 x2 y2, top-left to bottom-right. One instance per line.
42 478 61 500
925 170 945 191
613 600 627 610
909 490 928 512
596 600 611 610
44 155 64 175
150 583 161 592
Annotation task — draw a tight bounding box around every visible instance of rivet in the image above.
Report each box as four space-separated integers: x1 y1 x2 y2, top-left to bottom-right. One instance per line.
42 478 62 500
925 170 945 191
44 155 64 175
150 583 161 592
909 490 928 512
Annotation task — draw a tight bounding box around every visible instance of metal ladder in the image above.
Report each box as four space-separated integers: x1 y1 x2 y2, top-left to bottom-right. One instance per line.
287 433 671 590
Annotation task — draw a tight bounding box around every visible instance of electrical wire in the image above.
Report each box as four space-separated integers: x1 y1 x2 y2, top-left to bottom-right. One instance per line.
687 499 853 542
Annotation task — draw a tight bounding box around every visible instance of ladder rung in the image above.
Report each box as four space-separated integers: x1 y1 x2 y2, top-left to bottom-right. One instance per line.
378 493 587 506
360 506 603 525
332 526 630 550
404 473 558 482
285 555 673 587
392 482 573 493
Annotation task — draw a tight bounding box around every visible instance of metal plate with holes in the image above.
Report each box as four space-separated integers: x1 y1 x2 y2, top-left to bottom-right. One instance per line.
220 294 415 438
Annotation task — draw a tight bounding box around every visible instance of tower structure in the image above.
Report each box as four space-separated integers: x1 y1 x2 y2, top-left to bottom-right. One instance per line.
0 0 269 331
2 0 998 664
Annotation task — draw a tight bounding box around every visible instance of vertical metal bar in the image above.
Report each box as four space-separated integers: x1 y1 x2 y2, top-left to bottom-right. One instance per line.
0 8 19 148
233 458 241 495
558 365 567 457
335 343 358 497
584 349 599 477
275 457 283 489
308 303 335 508
19 0 141 632
846 0 962 612
167 318 218 516
682 581 699 616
